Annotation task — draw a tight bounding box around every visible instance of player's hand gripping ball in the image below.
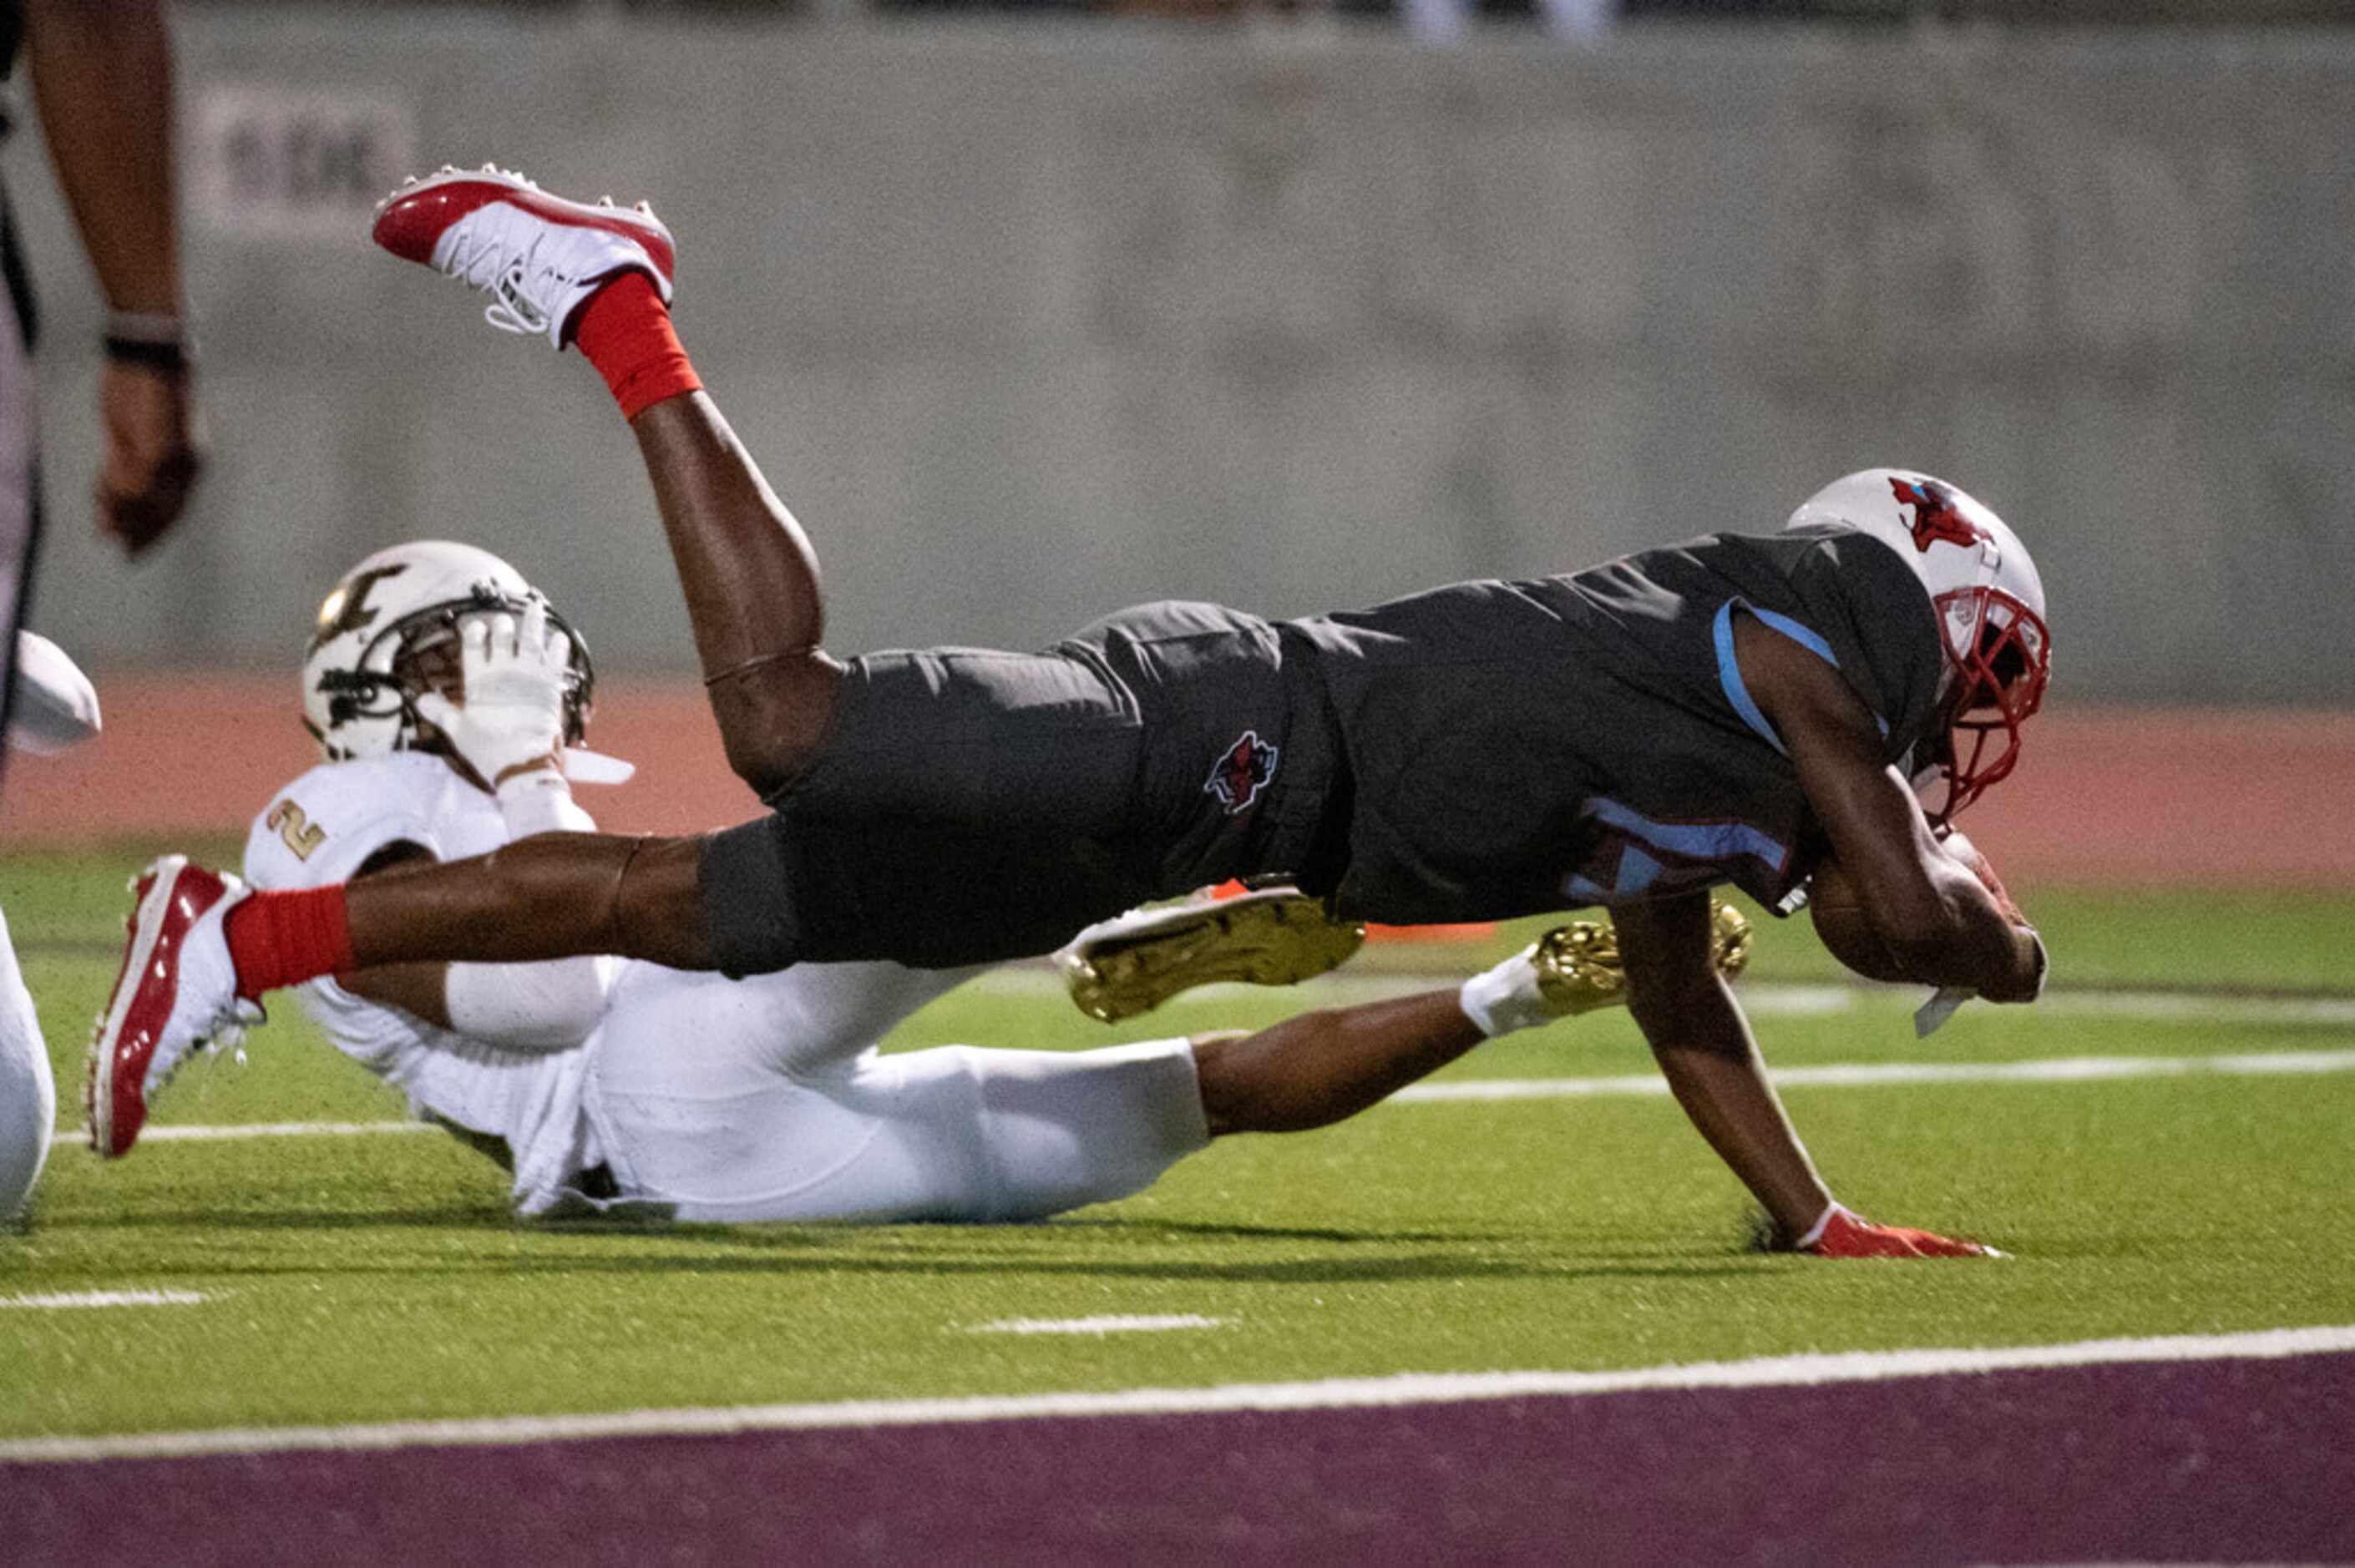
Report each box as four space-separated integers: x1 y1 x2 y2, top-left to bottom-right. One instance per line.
1806 856 1912 984
1808 831 2021 984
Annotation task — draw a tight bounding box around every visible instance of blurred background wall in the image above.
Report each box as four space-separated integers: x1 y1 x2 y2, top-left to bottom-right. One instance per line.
10 9 2352 703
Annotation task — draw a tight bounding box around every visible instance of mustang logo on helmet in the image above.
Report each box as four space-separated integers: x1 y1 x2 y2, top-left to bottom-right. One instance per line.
1890 476 1986 555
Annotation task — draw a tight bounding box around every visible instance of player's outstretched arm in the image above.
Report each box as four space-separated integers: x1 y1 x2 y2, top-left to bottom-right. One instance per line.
1734 614 2041 1002
1614 891 1835 1242
1618 891 2000 1258
24 0 202 555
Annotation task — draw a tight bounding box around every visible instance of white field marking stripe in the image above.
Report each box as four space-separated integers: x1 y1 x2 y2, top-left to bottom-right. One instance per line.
988 968 2355 1026
970 1314 1223 1336
0 1290 206 1310
53 1045 2355 1146
1390 1046 2355 1103
6 1324 2351 1465
989 968 1858 1015
119 1120 437 1144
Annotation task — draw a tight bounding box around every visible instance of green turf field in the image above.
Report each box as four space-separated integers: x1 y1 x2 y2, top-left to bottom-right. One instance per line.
5 843 2352 1442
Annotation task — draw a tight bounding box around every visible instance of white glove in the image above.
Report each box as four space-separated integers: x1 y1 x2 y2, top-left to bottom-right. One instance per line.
413 599 570 786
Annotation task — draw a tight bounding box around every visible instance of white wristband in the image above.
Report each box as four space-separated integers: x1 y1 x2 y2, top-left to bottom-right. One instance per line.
1793 1201 1851 1251
495 770 593 839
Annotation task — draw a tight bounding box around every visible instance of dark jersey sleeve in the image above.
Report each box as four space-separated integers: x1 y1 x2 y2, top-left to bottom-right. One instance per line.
1284 524 1946 923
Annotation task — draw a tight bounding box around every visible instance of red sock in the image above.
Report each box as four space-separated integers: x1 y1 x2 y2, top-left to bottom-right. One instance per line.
572 273 702 422
224 887 355 1000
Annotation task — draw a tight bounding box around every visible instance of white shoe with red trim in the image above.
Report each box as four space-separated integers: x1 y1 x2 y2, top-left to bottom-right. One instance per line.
85 857 262 1160
371 164 676 350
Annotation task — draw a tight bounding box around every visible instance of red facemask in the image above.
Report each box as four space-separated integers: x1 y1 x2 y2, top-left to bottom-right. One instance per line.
1920 585 2051 823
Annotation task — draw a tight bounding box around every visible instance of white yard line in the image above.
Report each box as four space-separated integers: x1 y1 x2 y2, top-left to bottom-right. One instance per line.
135 1120 438 1143
981 968 2355 1026
63 1043 2355 1145
969 1314 1224 1336
1391 1046 2355 1103
6 1324 2349 1464
0 1289 207 1311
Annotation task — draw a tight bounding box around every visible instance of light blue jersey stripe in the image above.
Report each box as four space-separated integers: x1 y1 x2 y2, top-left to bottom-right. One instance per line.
1711 599 1885 751
1587 797 1787 873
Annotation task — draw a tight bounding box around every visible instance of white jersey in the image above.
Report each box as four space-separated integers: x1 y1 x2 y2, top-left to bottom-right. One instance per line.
244 750 1208 1225
242 751 602 1213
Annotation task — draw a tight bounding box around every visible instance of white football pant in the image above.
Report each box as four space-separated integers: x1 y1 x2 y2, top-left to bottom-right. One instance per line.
583 960 1209 1224
0 903 55 1220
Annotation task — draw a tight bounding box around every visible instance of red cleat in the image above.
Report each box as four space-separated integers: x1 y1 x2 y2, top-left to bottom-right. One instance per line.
371 164 676 349
1804 1206 2002 1259
85 857 261 1159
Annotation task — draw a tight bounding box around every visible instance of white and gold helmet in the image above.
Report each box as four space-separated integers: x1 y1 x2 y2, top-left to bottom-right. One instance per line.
301 540 595 763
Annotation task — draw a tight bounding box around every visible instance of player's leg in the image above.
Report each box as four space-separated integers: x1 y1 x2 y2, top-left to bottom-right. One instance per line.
610 373 840 796
584 962 1204 1223
586 924 1680 1223
1188 990 1486 1136
373 171 842 796
0 904 57 1219
729 958 987 1078
333 832 715 970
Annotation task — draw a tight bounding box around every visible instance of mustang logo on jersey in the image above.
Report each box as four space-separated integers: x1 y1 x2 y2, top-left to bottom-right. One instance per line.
1890 476 1985 554
1204 730 1279 816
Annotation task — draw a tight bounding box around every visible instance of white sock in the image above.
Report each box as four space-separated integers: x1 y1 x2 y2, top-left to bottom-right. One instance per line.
1456 946 1557 1039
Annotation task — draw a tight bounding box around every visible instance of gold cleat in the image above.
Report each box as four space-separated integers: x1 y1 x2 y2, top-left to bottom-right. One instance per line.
1710 898 1752 980
1060 888 1368 1024
1526 898 1752 1017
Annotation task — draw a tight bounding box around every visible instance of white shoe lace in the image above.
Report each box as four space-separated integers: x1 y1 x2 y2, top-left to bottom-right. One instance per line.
148 996 266 1096
438 220 555 338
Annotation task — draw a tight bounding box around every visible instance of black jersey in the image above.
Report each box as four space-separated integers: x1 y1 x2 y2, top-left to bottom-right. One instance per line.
1282 524 1947 923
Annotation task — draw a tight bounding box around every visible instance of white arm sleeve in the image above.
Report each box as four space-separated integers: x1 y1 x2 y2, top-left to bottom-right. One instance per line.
440 771 612 1052
444 957 613 1052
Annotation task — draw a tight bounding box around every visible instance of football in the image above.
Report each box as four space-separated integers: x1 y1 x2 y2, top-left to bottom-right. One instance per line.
1806 856 1915 984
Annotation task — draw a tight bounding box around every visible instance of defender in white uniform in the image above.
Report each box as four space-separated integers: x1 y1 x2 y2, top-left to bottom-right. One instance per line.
249 540 1208 1222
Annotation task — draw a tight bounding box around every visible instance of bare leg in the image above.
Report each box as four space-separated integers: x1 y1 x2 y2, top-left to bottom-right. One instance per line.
630 392 845 795
330 392 847 975
342 833 717 970
1191 992 1485 1136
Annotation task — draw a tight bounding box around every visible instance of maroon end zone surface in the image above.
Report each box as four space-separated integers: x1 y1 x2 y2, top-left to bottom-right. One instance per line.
10 1352 2352 1565
8 680 2352 888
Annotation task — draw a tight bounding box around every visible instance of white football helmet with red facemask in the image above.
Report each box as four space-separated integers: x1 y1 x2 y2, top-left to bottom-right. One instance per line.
1785 469 2051 822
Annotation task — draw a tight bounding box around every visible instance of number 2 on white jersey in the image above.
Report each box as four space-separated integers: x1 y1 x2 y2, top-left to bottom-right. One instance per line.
266 800 327 862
